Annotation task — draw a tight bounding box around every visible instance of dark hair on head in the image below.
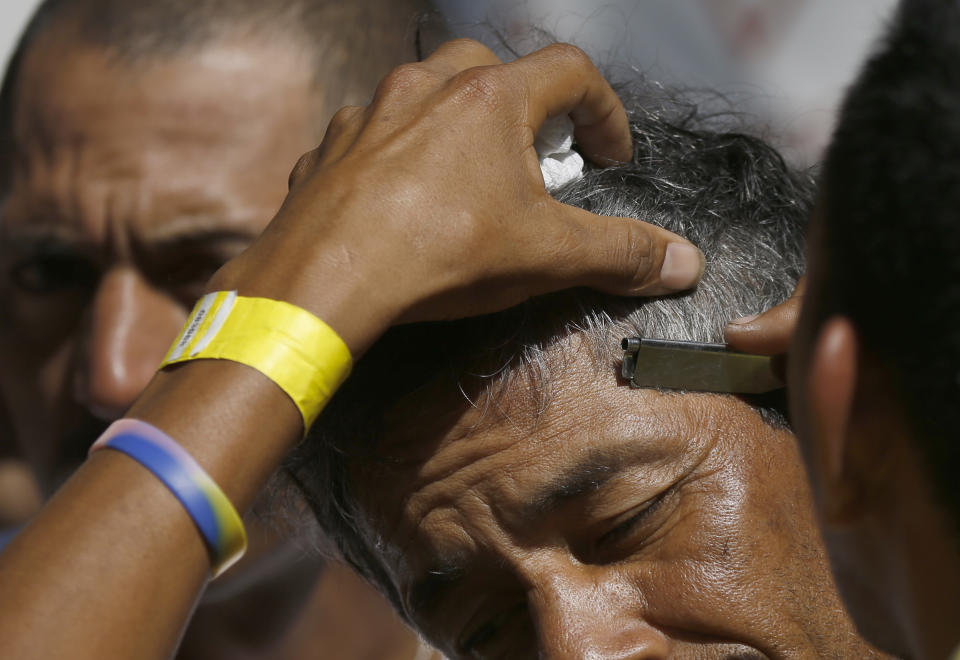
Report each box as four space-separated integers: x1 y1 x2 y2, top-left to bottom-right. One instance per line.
283 88 813 614
816 0 960 529
0 0 428 192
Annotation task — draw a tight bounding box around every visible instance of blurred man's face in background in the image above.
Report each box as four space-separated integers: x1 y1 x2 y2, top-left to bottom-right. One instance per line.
0 27 444 660
0 34 319 492
350 356 884 659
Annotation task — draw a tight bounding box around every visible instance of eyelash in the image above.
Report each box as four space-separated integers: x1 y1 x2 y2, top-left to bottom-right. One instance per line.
459 602 525 657
596 487 672 548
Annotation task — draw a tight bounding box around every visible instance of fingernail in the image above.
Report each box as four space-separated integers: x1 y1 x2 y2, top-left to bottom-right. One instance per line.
660 243 704 290
729 314 759 326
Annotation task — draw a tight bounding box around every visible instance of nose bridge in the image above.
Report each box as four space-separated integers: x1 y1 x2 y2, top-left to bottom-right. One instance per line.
78 266 186 419
526 558 670 660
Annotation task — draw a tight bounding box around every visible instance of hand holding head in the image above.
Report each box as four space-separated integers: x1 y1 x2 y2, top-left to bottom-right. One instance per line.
212 39 705 355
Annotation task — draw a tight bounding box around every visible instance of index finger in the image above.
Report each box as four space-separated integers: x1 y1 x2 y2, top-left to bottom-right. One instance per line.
502 43 632 165
724 277 806 354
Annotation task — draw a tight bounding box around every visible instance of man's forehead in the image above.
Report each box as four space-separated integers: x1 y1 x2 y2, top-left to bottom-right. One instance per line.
402 392 702 510
5 34 319 242
363 364 725 547
376 351 615 470
15 34 317 148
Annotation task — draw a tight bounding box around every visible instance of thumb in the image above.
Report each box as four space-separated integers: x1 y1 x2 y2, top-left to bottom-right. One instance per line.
538 202 705 297
724 277 806 354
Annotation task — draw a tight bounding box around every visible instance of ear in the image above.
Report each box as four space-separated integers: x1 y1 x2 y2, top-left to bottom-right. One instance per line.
806 316 862 526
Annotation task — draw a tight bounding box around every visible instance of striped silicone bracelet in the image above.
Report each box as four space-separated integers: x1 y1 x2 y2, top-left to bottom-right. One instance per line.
89 419 247 578
159 291 353 431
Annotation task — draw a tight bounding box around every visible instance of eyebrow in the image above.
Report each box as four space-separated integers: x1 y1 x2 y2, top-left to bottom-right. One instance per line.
140 213 260 245
0 226 256 253
139 227 257 253
406 448 634 617
519 447 632 523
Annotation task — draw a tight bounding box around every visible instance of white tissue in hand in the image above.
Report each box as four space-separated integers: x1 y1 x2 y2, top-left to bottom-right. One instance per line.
535 116 584 192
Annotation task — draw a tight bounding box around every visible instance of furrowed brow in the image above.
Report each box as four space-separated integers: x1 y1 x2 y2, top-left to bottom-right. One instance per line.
142 227 256 253
141 212 260 245
520 448 632 523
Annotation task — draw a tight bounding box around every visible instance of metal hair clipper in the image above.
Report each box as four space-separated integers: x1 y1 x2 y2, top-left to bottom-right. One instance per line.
620 337 783 394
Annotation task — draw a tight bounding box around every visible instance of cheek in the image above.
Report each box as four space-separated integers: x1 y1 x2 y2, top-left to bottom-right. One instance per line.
0 281 88 386
722 437 825 573
0 330 79 457
747 437 823 551
0 331 76 405
630 449 829 628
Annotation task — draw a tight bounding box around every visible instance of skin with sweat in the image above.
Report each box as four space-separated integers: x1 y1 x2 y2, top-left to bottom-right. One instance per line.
350 351 886 659
0 33 431 660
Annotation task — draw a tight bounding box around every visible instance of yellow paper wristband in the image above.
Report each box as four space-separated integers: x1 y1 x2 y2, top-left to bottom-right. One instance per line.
160 291 353 430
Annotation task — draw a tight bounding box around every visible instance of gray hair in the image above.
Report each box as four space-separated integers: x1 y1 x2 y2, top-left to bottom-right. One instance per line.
284 90 813 612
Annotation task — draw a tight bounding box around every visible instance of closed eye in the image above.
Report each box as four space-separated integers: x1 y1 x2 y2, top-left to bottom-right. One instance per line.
596 487 673 548
458 602 526 658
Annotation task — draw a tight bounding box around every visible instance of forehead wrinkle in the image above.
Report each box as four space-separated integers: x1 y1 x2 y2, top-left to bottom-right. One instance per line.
11 38 312 212
384 416 545 607
0 218 87 244
400 391 661 544
405 398 580 522
378 360 720 519
7 130 145 238
412 363 606 481
399 443 517 556
397 371 667 529
401 482 545 629
17 101 140 180
7 123 271 251
421 397 727 552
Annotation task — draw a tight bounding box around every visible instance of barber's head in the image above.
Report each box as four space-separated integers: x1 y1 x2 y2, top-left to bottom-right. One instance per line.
288 96 884 658
790 0 960 655
0 0 424 492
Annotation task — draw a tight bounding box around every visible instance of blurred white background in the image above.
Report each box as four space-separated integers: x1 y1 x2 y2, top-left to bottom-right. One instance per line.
0 0 39 70
0 0 897 165
434 0 898 165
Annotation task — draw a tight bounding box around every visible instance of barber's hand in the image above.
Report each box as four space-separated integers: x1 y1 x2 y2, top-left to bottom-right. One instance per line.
724 278 805 355
212 39 704 355
0 41 713 660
